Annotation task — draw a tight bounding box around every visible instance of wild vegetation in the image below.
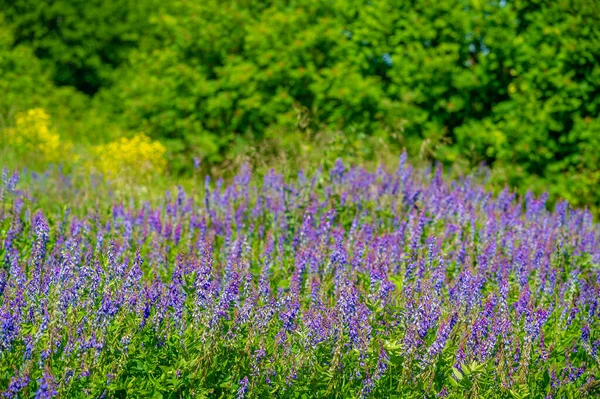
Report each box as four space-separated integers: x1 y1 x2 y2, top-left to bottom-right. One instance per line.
1 1 599 397
1 158 599 398
1 0 600 213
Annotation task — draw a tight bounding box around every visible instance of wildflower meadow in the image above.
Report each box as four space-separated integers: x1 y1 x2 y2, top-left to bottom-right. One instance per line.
2 0 599 397
1 154 598 398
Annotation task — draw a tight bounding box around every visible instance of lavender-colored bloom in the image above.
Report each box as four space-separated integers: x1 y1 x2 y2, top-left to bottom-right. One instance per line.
330 159 345 183
426 315 454 361
8 171 19 192
34 371 58 399
279 298 300 332
0 307 18 351
360 376 374 399
3 373 29 398
330 229 347 268
581 323 590 343
376 346 389 377
237 376 249 399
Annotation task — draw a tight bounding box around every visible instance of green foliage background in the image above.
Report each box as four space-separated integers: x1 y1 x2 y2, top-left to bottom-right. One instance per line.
0 0 599 213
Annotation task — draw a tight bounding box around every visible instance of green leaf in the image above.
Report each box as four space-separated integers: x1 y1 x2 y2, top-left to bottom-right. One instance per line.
452 367 463 381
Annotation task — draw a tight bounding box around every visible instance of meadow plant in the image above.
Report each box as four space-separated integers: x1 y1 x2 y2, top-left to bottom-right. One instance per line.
3 109 72 164
0 156 599 398
87 134 167 186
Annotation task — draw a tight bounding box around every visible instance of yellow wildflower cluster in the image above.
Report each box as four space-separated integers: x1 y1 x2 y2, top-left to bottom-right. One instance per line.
89 134 167 183
5 108 70 163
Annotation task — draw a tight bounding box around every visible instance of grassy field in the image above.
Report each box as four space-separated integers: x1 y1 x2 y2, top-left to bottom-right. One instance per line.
1 1 599 396
1 156 598 398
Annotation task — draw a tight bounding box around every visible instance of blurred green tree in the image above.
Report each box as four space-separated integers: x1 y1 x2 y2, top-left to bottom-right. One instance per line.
1 0 599 212
0 0 158 93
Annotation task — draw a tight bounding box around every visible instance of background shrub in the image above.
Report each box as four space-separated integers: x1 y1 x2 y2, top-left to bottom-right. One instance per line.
4 108 72 164
87 133 167 186
0 0 599 213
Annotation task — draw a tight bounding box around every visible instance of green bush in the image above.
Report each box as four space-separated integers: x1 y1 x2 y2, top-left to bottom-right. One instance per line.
452 0 600 212
0 0 158 93
0 15 79 123
0 12 127 149
1 0 599 213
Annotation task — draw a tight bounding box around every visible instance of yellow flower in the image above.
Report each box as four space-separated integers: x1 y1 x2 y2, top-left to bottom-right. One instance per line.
89 134 167 184
5 108 70 163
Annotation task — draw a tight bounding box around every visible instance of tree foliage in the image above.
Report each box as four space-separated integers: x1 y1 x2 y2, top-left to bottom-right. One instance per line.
1 0 599 211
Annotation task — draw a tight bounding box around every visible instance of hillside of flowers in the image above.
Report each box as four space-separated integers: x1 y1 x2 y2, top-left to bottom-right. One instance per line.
1 156 599 398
